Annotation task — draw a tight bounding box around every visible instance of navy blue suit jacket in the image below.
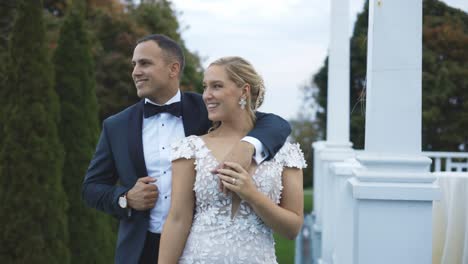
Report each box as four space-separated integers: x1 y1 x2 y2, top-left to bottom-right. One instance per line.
82 92 291 263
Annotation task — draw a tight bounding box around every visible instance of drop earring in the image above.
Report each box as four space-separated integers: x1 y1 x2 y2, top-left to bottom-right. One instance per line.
239 96 247 110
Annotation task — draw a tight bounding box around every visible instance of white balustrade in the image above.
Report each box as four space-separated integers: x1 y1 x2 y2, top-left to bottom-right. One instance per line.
425 151 468 172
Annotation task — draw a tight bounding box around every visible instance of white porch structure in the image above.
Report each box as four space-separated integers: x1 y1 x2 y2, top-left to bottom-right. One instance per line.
294 0 468 263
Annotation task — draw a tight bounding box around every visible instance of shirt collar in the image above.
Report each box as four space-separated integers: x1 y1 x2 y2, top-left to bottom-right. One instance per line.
144 89 181 106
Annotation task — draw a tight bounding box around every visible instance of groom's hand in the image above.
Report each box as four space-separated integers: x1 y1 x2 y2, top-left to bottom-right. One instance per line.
127 176 159 210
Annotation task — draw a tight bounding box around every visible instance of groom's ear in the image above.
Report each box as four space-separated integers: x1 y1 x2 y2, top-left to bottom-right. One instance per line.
169 61 181 79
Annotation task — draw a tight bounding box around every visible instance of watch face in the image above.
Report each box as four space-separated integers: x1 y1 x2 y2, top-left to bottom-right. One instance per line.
119 196 127 208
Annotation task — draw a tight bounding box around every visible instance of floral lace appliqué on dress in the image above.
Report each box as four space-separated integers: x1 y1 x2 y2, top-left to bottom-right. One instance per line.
171 135 306 264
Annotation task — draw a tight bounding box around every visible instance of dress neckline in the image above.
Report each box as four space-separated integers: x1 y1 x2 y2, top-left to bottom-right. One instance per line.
194 135 264 220
195 135 261 177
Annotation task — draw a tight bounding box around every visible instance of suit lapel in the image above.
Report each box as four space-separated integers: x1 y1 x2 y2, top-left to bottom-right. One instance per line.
128 100 148 178
181 92 199 136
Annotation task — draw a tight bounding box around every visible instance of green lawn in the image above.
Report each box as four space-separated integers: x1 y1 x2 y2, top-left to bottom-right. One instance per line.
274 188 313 263
303 188 313 213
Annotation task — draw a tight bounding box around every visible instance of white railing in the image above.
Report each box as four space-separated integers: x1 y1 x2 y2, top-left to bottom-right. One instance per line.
424 151 468 172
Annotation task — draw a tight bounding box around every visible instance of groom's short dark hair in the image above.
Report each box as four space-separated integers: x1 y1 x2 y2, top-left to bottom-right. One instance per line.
137 34 185 79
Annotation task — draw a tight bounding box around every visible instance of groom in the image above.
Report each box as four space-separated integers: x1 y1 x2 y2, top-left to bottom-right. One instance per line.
82 34 291 264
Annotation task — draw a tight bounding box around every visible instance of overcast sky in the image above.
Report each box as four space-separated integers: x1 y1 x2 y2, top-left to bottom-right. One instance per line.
170 0 467 120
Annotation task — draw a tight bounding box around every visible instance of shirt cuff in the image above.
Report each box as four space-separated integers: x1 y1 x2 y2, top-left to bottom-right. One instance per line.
241 136 269 164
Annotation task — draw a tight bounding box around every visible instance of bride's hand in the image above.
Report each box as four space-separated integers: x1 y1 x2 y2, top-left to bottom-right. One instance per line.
217 161 258 202
213 141 255 195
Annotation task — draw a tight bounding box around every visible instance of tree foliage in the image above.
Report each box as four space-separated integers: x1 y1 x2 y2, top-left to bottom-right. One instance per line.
53 2 115 262
85 0 204 121
422 0 468 151
290 83 321 187
0 0 17 51
0 1 69 262
307 0 468 151
0 0 17 145
0 0 205 261
42 0 204 121
290 117 319 187
44 0 67 16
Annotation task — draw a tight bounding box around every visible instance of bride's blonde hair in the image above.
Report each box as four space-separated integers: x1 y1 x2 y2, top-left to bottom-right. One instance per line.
207 56 266 132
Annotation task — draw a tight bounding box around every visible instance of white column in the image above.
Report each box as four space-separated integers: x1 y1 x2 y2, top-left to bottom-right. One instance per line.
350 1 439 263
318 145 353 264
330 159 361 264
316 0 353 263
311 141 325 264
364 0 422 154
326 0 350 144
312 141 326 232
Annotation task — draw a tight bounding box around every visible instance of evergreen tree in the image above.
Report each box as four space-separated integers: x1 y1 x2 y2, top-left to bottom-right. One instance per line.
44 0 68 16
0 0 17 147
0 1 70 263
42 0 205 122
0 0 17 50
290 117 319 187
422 0 468 151
311 57 328 140
53 2 115 263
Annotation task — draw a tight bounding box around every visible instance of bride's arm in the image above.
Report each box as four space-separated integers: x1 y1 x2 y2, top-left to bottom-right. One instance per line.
158 158 196 263
251 167 304 239
218 163 303 240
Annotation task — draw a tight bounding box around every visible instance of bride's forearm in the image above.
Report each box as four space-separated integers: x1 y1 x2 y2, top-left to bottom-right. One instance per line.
158 213 193 263
159 158 196 263
245 168 304 240
247 191 303 240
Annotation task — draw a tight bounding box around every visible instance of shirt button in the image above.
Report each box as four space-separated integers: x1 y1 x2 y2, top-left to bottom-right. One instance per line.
164 196 168 199
162 123 165 127
162 147 165 150
163 171 166 174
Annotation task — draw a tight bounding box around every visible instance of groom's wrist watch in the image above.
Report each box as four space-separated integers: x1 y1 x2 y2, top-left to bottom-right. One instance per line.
118 193 132 217
118 193 128 208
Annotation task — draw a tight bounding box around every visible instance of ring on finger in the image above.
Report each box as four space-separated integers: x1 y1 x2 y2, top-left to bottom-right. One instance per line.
232 178 237 185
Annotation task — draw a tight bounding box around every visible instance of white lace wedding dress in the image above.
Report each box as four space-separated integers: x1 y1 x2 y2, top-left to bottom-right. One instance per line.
170 135 306 264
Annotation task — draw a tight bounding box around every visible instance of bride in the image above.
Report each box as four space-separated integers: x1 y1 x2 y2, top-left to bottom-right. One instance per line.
158 56 306 263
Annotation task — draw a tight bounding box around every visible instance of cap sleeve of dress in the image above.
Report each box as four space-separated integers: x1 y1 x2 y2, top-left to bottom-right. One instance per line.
170 135 198 161
274 142 307 169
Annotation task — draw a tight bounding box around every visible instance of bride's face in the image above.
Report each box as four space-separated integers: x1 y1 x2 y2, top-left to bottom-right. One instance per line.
202 65 244 122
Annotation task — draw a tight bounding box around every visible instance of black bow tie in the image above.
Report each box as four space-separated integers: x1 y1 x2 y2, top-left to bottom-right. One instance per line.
144 102 181 118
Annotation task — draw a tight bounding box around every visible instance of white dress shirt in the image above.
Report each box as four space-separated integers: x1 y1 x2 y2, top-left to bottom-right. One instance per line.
142 90 268 233
143 91 185 233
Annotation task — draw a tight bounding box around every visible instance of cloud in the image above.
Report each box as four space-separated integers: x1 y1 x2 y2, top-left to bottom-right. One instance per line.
174 0 305 20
